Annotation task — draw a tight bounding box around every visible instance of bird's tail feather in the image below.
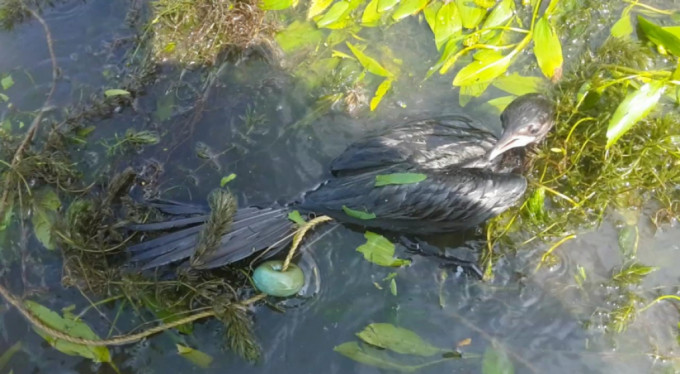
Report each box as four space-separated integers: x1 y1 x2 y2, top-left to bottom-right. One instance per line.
128 204 294 269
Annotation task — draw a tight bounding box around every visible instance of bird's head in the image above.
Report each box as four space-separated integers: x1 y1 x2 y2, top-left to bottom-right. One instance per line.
487 93 556 161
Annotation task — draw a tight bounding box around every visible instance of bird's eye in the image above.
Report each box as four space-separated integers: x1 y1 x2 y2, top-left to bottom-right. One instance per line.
527 124 540 135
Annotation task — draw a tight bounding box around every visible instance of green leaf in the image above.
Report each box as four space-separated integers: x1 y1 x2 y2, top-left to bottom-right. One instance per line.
459 80 490 106
533 17 563 81
31 188 61 250
486 95 516 112
618 225 638 259
0 92 8 102
432 2 462 50
334 342 417 372
391 0 427 21
664 26 680 39
220 173 237 187
24 300 111 363
378 0 399 12
456 0 485 29
288 210 307 225
346 42 393 77
154 93 175 122
104 89 131 98
343 205 377 220
436 38 463 75
423 1 441 33
0 341 21 371
1 75 14 90
374 172 426 186
611 7 633 38
357 323 442 356
482 342 514 374
606 81 666 149
389 278 397 295
452 51 515 86
317 1 350 27
481 0 514 30
0 202 13 233
526 187 545 223
260 0 293 10
637 16 680 57
612 263 657 285
361 0 381 26
276 21 324 52
356 231 410 267
308 0 334 18
177 344 213 368
492 73 542 96
370 79 392 110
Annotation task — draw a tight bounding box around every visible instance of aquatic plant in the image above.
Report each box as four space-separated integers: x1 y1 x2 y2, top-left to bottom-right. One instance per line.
150 0 275 64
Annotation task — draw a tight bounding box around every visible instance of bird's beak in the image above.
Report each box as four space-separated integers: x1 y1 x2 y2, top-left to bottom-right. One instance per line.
487 132 535 161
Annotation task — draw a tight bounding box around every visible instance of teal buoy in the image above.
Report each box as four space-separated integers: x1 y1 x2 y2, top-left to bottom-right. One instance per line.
252 260 305 297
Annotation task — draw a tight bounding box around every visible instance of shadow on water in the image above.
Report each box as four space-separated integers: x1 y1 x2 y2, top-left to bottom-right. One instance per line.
1 0 680 373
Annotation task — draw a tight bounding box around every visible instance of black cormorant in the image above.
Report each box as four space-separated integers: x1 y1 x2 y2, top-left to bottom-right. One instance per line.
127 93 555 269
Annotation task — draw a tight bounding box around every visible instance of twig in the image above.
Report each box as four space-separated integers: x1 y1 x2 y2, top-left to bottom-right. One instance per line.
281 215 333 272
0 281 265 347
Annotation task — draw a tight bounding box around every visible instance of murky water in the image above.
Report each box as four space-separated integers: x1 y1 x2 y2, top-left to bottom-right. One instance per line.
2 0 680 373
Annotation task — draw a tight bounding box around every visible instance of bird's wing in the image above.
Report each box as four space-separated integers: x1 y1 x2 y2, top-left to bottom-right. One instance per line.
329 116 498 175
300 166 526 233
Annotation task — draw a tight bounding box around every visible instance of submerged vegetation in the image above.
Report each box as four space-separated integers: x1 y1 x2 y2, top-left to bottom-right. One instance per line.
1 0 680 372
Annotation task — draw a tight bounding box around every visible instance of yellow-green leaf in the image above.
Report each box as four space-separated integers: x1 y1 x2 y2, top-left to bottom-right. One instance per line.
260 0 293 10
370 79 392 110
437 39 463 75
456 0 485 29
482 342 515 374
31 188 61 250
481 0 514 29
611 7 633 38
177 344 213 368
1 75 14 90
334 342 418 372
392 0 427 21
0 341 21 371
533 17 563 81
356 231 410 267
276 21 325 52
492 72 543 95
316 1 350 27
486 95 516 112
637 16 680 57
24 300 111 363
423 1 441 32
288 210 307 225
104 89 130 98
346 42 393 77
308 0 334 18
343 205 377 220
606 81 666 149
362 0 381 26
664 26 680 39
220 173 236 186
433 2 462 50
452 51 515 86
357 323 442 356
378 0 399 12
459 81 490 106
374 172 426 186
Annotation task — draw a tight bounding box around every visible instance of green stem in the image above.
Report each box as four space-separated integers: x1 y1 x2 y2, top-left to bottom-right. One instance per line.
638 294 680 313
625 0 674 15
